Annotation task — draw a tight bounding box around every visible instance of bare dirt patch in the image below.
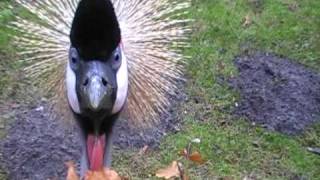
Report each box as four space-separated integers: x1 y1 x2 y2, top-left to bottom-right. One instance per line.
230 52 320 135
0 92 184 179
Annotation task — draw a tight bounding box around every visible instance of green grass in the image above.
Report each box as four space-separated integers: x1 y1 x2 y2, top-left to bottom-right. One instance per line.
113 0 320 179
0 1 38 98
1 0 320 179
0 1 14 96
114 121 320 179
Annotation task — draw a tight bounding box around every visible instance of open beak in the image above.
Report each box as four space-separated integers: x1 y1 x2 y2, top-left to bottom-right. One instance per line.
77 61 117 174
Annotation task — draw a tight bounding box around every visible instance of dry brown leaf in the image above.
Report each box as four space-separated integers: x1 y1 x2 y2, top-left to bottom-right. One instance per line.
179 148 188 157
188 151 205 164
85 168 123 180
66 162 125 180
179 147 205 164
288 2 299 12
66 162 79 180
182 174 190 180
242 14 252 27
155 161 180 179
177 161 189 180
138 145 149 155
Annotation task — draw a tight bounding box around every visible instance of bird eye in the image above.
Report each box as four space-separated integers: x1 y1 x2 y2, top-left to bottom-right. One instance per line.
111 49 122 70
115 54 120 62
69 47 80 71
71 57 77 64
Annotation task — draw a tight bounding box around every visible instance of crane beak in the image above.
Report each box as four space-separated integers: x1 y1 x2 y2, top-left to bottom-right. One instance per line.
79 61 117 113
86 75 111 111
76 61 117 174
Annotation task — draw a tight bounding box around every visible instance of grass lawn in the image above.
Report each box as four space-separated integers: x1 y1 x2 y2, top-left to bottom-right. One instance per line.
114 0 320 179
1 0 320 179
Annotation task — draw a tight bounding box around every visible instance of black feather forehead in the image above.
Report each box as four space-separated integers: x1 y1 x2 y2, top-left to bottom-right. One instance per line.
70 0 121 60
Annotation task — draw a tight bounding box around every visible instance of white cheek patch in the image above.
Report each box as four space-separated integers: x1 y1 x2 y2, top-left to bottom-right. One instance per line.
112 51 128 114
66 62 81 114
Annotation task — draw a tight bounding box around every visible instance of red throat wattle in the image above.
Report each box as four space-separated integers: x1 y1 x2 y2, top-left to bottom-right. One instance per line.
87 134 106 171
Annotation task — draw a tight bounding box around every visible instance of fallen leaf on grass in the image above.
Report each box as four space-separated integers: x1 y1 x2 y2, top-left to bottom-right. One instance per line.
191 138 201 144
179 147 205 164
179 148 188 157
182 174 190 180
307 147 320 155
85 169 123 180
287 2 299 12
188 151 205 164
242 14 252 27
176 162 189 180
66 162 79 180
138 145 149 155
156 161 180 179
66 162 126 180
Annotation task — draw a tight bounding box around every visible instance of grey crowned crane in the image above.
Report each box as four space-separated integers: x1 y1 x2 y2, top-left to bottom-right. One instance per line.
68 0 127 173
8 0 191 176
